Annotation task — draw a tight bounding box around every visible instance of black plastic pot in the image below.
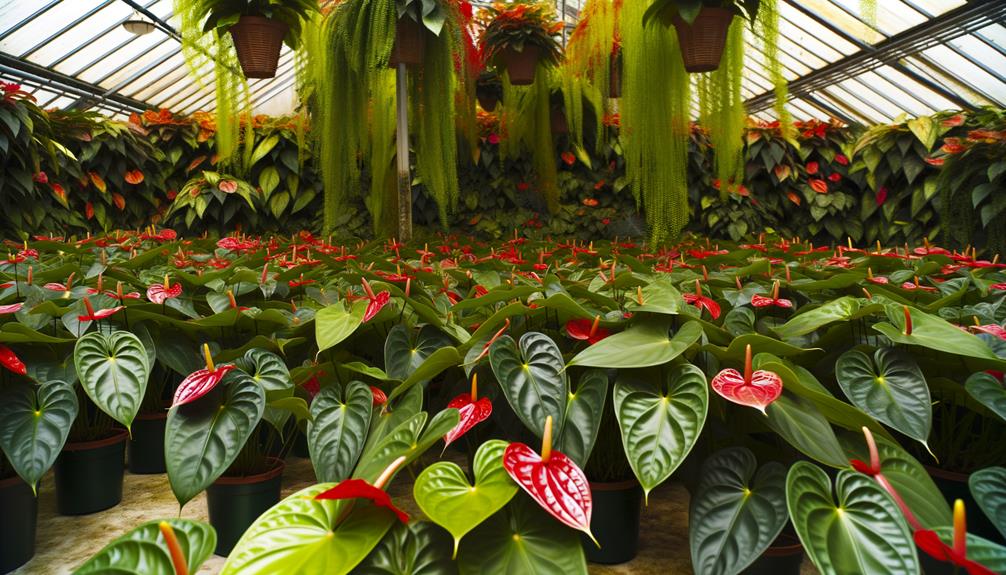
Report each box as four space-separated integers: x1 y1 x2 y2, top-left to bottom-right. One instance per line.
207 458 285 556
741 533 804 575
54 429 127 515
0 475 37 572
926 466 1003 543
128 412 167 474
581 479 643 564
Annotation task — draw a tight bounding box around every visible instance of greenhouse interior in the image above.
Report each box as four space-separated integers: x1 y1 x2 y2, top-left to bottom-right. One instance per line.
1 0 1006 573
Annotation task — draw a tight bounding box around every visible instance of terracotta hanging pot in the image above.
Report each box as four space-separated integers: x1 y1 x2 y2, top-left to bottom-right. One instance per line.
389 17 426 68
499 44 542 86
229 15 289 79
672 7 735 73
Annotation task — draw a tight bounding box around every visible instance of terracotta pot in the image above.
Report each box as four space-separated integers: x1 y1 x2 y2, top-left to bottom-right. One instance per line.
741 532 804 574
0 475 37 572
672 7 735 73
389 17 426 68
207 457 285 555
55 429 128 515
229 15 289 79
581 478 642 564
128 411 167 474
499 45 542 86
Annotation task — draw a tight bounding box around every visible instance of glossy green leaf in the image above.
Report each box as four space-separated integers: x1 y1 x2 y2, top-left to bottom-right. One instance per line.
836 348 931 447
965 372 1006 423
73 330 150 431
839 433 951 529
384 325 452 380
0 380 77 491
414 440 518 555
689 447 788 575
786 462 920 575
614 364 708 498
238 348 291 392
456 494 588 575
765 393 847 468
361 384 423 462
929 528 1006 573
316 301 366 354
556 369 608 467
489 332 567 439
873 305 1003 363
308 381 373 483
569 319 702 369
165 373 265 507
222 484 396 575
354 408 460 484
723 307 756 337
74 519 216 575
970 466 1006 540
389 346 462 402
775 296 875 338
623 276 683 315
352 521 457 575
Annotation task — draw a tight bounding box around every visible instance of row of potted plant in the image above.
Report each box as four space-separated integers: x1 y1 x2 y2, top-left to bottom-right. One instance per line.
0 230 1005 572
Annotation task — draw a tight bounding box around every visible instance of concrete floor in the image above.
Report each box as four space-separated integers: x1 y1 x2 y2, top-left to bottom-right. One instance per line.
15 455 816 574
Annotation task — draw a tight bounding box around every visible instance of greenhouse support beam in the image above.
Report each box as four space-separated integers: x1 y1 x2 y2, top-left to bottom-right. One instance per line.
0 53 147 114
747 0 1004 114
396 63 413 242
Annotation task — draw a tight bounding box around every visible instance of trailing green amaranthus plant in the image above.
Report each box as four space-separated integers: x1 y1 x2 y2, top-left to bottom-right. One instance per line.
698 17 746 196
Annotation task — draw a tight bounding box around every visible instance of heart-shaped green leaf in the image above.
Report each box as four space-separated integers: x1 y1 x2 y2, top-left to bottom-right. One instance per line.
556 369 608 467
414 439 518 555
361 384 423 462
74 330 150 431
352 520 457 575
165 372 265 507
0 380 77 491
354 408 460 484
786 462 920 575
614 363 708 498
873 305 1004 364
238 348 291 392
456 494 588 575
568 319 702 368
623 276 683 315
765 393 847 468
775 296 874 338
385 324 452 380
74 518 216 575
965 372 1006 423
969 466 1006 540
316 300 366 354
836 348 932 448
839 433 951 530
489 332 567 439
222 484 396 575
308 380 373 483
689 447 788 575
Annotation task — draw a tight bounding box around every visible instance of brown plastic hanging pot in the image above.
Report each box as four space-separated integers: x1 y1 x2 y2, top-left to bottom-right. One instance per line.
390 17 426 68
672 7 735 73
477 90 499 111
229 15 289 79
499 44 542 86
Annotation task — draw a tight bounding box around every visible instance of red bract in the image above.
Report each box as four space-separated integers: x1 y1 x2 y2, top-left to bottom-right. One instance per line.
0 303 23 314
172 365 235 407
751 281 793 309
0 345 27 375
147 276 183 304
683 280 721 319
314 479 409 523
565 316 610 345
914 530 995 575
971 324 1006 340
443 375 492 449
710 345 783 414
503 417 594 541
370 386 388 406
78 297 124 321
866 268 889 285
361 279 390 322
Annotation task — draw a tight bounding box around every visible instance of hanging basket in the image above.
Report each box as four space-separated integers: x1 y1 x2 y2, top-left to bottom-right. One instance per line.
389 17 426 68
609 51 623 98
672 7 735 73
551 108 569 135
229 16 288 79
476 90 499 111
499 45 542 86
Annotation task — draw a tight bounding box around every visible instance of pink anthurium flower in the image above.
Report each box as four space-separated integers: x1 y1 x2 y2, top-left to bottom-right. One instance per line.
0 302 23 314
565 315 610 345
443 374 493 450
710 344 783 414
105 281 142 301
314 456 409 523
751 281 793 308
171 344 236 407
0 344 27 375
866 268 889 285
78 297 124 322
147 274 183 304
970 319 1006 340
503 416 596 545
683 280 721 320
361 278 390 322
901 276 938 292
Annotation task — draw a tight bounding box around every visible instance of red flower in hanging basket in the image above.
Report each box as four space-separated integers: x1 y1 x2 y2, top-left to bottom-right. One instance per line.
124 170 145 185
503 417 595 543
147 275 183 304
443 375 492 449
808 178 828 194
171 345 236 407
835 154 849 166
751 281 793 309
0 345 27 376
805 161 819 175
710 344 783 414
682 280 721 319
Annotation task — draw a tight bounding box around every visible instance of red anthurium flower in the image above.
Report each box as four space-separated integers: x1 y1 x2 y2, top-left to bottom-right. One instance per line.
473 285 489 298
78 297 124 321
751 281 793 308
683 280 721 320
849 427 924 530
171 345 236 407
361 279 391 322
805 161 819 175
865 268 889 285
0 303 23 314
503 417 596 543
809 178 828 194
835 154 849 166
710 345 783 414
147 275 183 304
370 386 388 406
914 525 996 575
875 186 889 206
991 283 1006 291
288 274 316 288
124 170 144 185
314 456 409 523
106 281 141 301
971 321 1006 340
565 315 610 345
901 276 938 292
474 318 511 362
443 375 493 449
561 151 576 166
0 345 27 375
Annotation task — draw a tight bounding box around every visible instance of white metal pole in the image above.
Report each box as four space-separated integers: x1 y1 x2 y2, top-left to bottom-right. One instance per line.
395 62 412 242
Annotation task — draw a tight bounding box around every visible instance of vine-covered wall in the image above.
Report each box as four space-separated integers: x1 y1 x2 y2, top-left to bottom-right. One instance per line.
1 82 1004 249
